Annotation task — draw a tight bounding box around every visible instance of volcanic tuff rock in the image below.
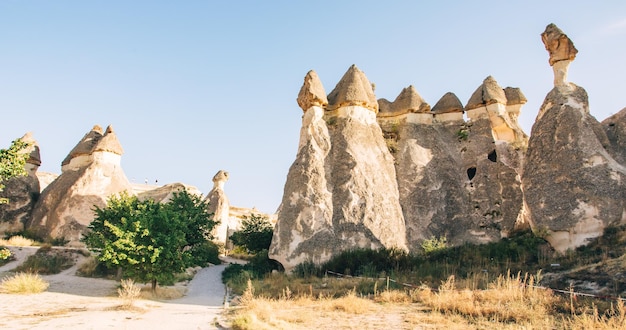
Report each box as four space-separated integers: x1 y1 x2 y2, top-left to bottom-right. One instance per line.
270 65 407 272
602 108 626 166
137 182 202 203
380 76 528 249
28 125 133 246
522 24 626 252
205 170 231 245
0 133 41 235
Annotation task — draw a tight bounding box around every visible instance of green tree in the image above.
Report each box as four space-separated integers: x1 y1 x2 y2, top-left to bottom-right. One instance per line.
230 213 273 253
0 138 30 204
82 191 218 291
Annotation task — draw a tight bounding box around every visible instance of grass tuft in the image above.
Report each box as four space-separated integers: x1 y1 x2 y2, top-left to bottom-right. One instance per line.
0 235 35 247
0 272 49 294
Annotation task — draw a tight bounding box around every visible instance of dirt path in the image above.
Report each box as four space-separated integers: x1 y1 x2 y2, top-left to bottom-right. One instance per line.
0 246 229 329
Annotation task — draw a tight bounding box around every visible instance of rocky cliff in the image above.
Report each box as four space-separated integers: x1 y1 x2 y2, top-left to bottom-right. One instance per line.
28 125 133 246
0 133 41 235
378 76 528 250
522 24 626 252
269 66 408 272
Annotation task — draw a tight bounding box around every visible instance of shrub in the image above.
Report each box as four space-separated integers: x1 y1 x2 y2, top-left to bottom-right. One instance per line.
118 278 141 308
0 247 11 260
0 272 49 294
421 236 448 254
14 251 74 274
0 235 34 247
188 241 221 266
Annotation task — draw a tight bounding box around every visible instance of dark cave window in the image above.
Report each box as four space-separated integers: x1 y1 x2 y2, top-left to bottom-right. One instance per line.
488 150 497 162
467 167 477 181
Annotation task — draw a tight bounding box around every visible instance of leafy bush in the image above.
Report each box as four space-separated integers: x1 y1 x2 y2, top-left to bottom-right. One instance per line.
0 247 10 260
0 272 49 294
230 214 274 254
421 236 448 254
188 241 221 266
222 250 281 293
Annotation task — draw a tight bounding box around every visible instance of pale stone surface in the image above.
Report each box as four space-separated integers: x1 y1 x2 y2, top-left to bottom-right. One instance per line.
270 67 407 272
523 85 626 252
137 182 202 203
0 133 41 235
27 125 132 246
205 170 231 245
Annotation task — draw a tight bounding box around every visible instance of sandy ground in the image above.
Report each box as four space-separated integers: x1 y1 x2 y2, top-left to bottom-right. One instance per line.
0 246 228 329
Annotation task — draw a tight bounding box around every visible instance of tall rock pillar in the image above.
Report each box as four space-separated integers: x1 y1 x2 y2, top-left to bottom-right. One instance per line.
269 66 407 272
206 170 231 245
522 24 626 252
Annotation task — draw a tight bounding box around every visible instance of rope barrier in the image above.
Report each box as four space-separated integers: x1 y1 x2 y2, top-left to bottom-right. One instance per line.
324 269 626 302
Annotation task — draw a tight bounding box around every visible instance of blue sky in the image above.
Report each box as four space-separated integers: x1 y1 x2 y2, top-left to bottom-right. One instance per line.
1 1 625 213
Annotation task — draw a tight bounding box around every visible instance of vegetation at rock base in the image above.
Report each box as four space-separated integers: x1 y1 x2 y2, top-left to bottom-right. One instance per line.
82 190 219 291
224 227 626 328
229 213 273 254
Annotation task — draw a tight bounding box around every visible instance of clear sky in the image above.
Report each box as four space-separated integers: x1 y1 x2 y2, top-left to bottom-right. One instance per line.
1 1 625 214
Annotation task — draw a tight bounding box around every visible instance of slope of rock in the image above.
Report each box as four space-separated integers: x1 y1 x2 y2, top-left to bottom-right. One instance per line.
27 125 132 246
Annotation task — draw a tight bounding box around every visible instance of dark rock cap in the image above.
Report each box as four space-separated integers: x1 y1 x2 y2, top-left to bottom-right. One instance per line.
465 76 507 110
378 85 430 117
297 70 328 111
93 125 124 155
431 92 464 114
61 125 104 166
327 64 378 112
541 23 578 66
504 87 527 106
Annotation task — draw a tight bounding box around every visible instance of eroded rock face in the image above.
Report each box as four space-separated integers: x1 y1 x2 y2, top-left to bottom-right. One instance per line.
523 25 626 252
270 66 407 272
0 133 41 235
381 77 527 250
28 125 132 246
205 170 231 245
137 182 202 204
602 108 626 165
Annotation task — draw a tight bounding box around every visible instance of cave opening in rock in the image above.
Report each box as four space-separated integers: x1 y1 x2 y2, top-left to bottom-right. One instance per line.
488 150 497 162
467 167 477 180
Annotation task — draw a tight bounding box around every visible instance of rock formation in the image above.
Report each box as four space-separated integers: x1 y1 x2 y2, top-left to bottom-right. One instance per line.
28 125 133 246
378 76 528 249
522 24 626 252
0 133 41 234
205 170 231 245
270 66 407 272
137 182 202 203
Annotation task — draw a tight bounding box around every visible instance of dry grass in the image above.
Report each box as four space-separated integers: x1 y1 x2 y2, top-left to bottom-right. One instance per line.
137 284 186 300
117 279 141 309
227 271 626 329
0 272 49 294
0 235 34 247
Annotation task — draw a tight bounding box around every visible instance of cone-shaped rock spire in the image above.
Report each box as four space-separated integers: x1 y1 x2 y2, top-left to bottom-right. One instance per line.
465 76 507 110
504 87 527 106
297 70 328 111
431 92 463 114
93 125 124 155
327 65 378 112
61 125 104 166
378 85 430 117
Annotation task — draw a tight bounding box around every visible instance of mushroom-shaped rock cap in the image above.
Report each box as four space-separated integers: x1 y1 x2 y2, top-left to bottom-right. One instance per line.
431 92 464 114
378 86 430 117
327 64 378 112
61 125 104 166
504 87 527 105
20 132 41 166
297 70 328 111
541 23 578 66
93 125 124 155
465 76 507 110
212 170 229 184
